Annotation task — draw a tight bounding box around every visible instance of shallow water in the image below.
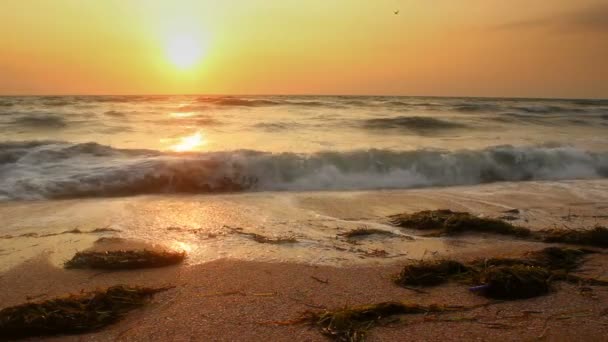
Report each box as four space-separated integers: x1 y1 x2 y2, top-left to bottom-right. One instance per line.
1 179 607 271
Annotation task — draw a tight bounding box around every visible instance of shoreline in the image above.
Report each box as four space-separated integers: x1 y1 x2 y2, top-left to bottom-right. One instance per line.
1 179 608 340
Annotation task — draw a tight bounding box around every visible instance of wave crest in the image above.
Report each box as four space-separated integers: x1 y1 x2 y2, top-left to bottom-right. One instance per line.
1 141 607 200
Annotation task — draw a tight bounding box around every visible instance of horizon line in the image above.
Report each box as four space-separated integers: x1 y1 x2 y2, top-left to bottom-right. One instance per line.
0 93 606 101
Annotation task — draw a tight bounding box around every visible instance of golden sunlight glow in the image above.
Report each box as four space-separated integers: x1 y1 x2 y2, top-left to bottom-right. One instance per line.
170 111 197 118
171 131 206 152
166 35 204 69
171 241 193 254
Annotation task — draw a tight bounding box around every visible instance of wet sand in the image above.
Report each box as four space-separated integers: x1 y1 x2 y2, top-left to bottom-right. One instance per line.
1 179 608 340
1 253 607 341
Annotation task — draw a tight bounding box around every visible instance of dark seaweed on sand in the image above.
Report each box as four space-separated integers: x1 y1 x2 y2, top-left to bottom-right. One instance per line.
224 226 298 244
394 247 606 299
473 265 552 299
389 209 531 237
477 246 594 271
540 226 608 248
394 260 470 287
0 285 168 339
64 249 186 270
338 228 398 239
301 302 455 342
389 210 608 248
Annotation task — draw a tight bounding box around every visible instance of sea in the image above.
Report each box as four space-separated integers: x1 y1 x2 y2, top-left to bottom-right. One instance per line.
1 95 607 201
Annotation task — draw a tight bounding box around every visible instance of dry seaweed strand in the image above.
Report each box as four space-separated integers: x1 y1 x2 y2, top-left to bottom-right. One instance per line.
540 226 608 248
475 246 595 271
0 285 170 339
299 302 460 342
389 210 607 248
473 265 552 299
389 209 531 237
338 228 398 239
224 226 298 244
64 249 186 270
394 247 607 299
394 260 470 287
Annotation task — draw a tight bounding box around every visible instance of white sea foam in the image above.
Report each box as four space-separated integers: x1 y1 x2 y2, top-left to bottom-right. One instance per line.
1 141 607 200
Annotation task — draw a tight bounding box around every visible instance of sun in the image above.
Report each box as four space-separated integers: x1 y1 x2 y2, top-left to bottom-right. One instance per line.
167 35 204 69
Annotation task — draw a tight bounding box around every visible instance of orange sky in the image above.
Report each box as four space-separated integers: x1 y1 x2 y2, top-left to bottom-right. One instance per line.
1 0 607 98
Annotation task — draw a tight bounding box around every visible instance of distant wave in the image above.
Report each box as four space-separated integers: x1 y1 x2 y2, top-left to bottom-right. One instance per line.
10 114 67 128
42 100 72 107
195 97 331 108
253 121 307 131
452 103 502 113
362 116 466 131
512 105 583 114
104 110 127 117
196 97 280 107
1 141 607 200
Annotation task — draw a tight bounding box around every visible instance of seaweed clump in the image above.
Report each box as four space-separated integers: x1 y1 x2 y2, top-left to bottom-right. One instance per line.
302 302 452 342
394 247 605 299
389 209 531 237
472 265 552 299
540 226 608 248
224 226 297 244
477 247 594 271
0 285 167 339
338 228 397 239
394 260 470 287
64 249 186 270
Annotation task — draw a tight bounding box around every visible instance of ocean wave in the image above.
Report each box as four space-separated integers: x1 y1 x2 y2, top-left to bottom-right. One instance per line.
1 141 607 200
104 110 127 117
452 103 502 112
194 97 332 108
196 97 280 107
10 114 67 128
362 116 466 131
512 105 583 114
253 122 305 131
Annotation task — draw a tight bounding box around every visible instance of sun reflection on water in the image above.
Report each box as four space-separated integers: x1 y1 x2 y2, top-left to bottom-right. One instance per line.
171 241 193 253
170 131 206 152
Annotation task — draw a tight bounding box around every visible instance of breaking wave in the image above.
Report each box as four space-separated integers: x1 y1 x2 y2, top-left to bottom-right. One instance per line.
1 141 607 201
10 114 67 128
362 116 466 131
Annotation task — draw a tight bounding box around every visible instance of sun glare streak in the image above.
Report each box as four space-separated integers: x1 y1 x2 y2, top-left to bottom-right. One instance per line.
171 131 206 152
170 111 197 118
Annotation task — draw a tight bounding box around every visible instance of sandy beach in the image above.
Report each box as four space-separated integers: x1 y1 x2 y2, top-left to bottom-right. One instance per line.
1 179 607 341
2 2 608 340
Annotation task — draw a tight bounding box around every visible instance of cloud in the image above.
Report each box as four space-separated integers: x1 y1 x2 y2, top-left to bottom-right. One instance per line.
494 4 608 33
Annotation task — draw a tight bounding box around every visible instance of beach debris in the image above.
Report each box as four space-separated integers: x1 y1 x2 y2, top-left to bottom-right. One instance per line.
0 285 169 339
300 302 456 342
476 247 594 271
338 228 398 239
394 247 607 299
311 276 329 284
389 210 608 248
499 215 519 221
394 260 470 287
224 226 297 244
502 209 520 214
389 209 531 237
64 249 186 270
473 265 551 299
540 226 608 248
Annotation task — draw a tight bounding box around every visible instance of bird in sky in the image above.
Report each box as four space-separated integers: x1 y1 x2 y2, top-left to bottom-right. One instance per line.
394 10 399 15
